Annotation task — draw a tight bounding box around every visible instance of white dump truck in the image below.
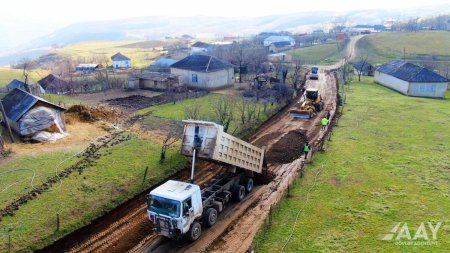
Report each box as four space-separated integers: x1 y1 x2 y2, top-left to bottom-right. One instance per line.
147 120 265 241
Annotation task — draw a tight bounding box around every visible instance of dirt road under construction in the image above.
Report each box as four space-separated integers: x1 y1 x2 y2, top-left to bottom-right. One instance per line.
40 36 361 253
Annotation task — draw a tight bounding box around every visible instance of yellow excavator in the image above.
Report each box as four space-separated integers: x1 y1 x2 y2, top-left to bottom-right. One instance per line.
289 88 323 119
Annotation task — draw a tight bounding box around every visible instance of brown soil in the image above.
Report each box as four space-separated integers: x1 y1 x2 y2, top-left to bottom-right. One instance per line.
66 105 128 123
105 91 207 111
265 130 307 164
69 89 162 106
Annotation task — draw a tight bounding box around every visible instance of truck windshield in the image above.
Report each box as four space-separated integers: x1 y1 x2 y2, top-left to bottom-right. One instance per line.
148 195 181 218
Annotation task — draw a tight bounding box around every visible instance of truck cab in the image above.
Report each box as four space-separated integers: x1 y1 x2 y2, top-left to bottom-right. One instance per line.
147 180 202 238
310 67 319 80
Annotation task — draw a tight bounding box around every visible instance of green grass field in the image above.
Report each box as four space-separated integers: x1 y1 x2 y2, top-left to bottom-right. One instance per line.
0 68 50 87
356 31 450 65
289 40 348 65
40 94 80 107
56 41 165 69
0 134 186 252
254 77 450 252
137 93 279 137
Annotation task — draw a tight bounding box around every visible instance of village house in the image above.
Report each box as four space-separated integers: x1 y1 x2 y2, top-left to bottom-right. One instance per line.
374 59 449 98
268 41 293 53
5 79 44 95
190 41 211 55
111 52 131 69
353 61 375 76
263 36 295 47
170 55 234 89
268 53 292 62
38 74 71 94
128 72 179 91
1 88 66 140
336 33 349 40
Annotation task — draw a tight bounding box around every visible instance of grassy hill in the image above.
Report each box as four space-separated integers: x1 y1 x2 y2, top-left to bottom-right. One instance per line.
0 68 50 87
289 40 348 65
55 41 167 69
254 77 450 252
356 31 450 65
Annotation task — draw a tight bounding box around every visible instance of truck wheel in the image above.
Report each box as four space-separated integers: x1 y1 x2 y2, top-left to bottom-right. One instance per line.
232 185 246 202
204 208 218 227
187 221 202 241
245 178 254 193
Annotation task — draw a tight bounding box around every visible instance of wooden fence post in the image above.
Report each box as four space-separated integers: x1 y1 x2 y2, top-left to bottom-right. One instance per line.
56 213 60 231
142 166 149 187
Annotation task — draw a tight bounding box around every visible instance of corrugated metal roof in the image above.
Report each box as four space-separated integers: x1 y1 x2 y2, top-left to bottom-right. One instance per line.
376 60 448 82
38 74 69 90
353 61 374 72
111 52 130 61
272 41 291 48
171 55 233 72
6 79 26 90
1 88 65 122
191 41 210 48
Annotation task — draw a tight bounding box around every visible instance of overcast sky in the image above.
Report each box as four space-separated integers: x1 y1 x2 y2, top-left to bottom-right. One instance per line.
0 0 448 48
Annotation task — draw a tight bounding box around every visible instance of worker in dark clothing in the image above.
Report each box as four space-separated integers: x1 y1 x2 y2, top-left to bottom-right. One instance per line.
303 142 310 159
326 111 331 125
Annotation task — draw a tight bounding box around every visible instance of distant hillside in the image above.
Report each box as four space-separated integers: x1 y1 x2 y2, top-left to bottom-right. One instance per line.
0 4 448 66
356 31 450 77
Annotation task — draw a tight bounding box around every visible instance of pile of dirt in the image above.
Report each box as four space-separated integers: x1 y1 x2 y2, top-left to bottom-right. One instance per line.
105 91 207 111
265 130 307 164
252 132 281 147
67 105 128 123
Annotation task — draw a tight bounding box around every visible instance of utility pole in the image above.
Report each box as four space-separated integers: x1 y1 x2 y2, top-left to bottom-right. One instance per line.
0 99 14 143
403 47 406 60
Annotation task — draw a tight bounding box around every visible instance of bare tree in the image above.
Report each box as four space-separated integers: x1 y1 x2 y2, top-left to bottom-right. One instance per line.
288 56 304 90
355 54 370 82
247 46 268 78
19 58 32 93
184 102 201 119
160 129 181 163
214 97 234 132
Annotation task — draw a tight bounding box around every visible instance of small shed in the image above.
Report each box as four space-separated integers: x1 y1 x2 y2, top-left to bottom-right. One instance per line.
1 89 66 140
129 72 180 91
38 74 71 94
6 79 45 95
374 60 449 98
353 61 375 76
170 55 234 90
76 64 101 73
111 52 131 69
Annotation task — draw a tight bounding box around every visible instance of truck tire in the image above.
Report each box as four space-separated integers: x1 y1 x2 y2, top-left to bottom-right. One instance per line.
204 208 218 227
187 221 202 241
231 185 246 202
245 177 254 193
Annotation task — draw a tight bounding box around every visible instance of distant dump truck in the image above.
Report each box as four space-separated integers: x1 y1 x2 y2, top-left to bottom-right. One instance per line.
310 67 319 80
147 120 265 241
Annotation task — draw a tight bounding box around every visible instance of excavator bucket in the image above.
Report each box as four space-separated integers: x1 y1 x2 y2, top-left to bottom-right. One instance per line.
289 109 313 119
